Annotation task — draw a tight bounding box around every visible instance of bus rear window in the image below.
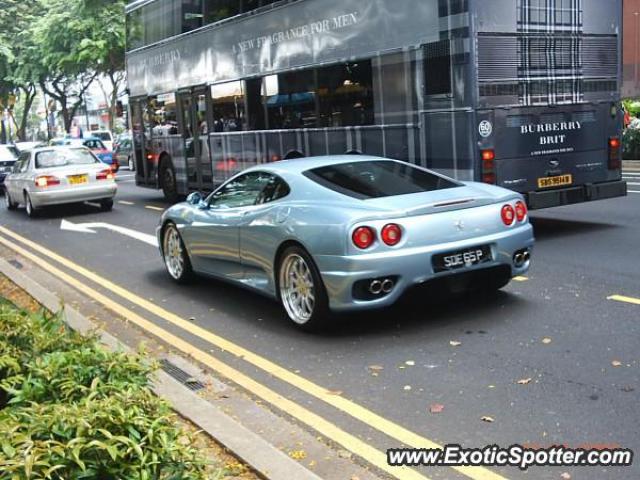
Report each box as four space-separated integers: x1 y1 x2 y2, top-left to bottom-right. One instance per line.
304 161 460 200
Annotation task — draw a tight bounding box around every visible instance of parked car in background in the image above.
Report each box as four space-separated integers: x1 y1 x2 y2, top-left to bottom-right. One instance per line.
91 130 114 151
158 155 534 330
114 136 134 171
50 137 118 172
0 144 20 191
15 141 45 153
4 146 117 217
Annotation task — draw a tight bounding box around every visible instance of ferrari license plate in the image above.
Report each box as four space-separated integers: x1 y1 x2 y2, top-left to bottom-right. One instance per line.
433 245 492 273
538 174 572 189
68 174 88 185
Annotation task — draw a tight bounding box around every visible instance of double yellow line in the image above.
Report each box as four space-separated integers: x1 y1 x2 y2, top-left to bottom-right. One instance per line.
0 225 509 480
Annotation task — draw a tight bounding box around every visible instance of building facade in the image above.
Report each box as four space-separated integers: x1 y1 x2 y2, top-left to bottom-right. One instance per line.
623 0 640 97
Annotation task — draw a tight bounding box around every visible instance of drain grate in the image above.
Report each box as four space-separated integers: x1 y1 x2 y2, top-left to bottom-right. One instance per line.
160 359 206 392
8 259 23 270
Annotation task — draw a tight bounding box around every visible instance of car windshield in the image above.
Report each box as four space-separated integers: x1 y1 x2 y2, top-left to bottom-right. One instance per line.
0 145 18 161
92 132 111 141
35 149 98 169
84 139 106 150
304 160 460 199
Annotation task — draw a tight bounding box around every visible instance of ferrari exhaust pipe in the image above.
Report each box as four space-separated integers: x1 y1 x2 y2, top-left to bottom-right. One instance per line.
514 253 525 268
369 280 383 295
382 279 395 294
523 251 531 263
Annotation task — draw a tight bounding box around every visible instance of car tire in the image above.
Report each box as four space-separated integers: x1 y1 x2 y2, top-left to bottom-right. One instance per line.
128 156 135 172
160 159 179 203
277 246 330 331
5 191 18 211
24 192 38 218
100 198 114 212
162 223 194 284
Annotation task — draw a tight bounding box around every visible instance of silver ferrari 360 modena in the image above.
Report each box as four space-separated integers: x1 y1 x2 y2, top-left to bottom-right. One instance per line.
158 156 534 330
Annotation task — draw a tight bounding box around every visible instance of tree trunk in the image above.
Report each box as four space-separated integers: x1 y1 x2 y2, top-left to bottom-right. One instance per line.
17 85 37 141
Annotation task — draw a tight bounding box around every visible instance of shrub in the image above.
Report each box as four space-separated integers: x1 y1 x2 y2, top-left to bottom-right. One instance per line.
0 389 208 479
623 127 640 160
0 300 213 480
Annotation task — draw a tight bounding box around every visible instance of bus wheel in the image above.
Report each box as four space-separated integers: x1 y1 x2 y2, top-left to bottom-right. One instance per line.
160 159 179 203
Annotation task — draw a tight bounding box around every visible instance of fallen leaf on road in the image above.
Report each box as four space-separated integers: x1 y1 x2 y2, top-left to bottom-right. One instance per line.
542 338 552 345
338 450 353 460
369 365 384 371
560 473 571 480
481 416 495 423
517 378 533 385
612 360 623 368
430 404 445 414
403 385 412 391
450 341 462 347
405 360 416 366
288 450 307 460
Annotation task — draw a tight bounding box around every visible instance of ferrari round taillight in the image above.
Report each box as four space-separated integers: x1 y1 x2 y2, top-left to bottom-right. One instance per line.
352 226 375 250
381 224 402 246
501 205 515 226
515 201 528 222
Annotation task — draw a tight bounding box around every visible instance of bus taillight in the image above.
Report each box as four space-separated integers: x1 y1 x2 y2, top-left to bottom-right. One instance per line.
481 149 496 184
608 137 621 170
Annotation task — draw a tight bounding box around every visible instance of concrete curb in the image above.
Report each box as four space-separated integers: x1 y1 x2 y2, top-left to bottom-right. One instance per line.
0 258 322 480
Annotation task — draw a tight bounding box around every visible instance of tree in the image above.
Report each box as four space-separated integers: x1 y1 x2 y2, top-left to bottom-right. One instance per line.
77 0 127 132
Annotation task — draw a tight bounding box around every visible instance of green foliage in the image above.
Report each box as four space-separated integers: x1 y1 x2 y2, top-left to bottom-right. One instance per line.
0 301 213 480
0 390 207 479
623 127 640 160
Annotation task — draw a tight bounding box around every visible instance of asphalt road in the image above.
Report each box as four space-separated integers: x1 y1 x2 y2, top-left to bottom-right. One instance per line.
1 170 639 480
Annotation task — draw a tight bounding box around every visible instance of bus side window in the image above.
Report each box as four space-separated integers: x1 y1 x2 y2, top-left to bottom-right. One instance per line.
424 40 452 96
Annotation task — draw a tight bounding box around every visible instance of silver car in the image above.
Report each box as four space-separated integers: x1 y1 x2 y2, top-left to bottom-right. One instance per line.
4 146 118 217
158 156 534 330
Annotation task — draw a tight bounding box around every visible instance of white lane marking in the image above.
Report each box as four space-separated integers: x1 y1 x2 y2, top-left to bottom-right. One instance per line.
145 205 164 212
116 174 135 179
629 191 640 194
60 219 158 247
118 201 135 206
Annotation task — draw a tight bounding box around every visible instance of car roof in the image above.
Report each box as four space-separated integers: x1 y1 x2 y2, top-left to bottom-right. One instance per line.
31 146 90 154
246 155 399 176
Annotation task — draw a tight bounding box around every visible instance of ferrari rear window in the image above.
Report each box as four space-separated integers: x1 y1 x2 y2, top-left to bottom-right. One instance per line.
305 160 460 199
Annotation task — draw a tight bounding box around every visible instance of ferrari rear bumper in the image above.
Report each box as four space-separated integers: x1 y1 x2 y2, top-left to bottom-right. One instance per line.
314 224 534 311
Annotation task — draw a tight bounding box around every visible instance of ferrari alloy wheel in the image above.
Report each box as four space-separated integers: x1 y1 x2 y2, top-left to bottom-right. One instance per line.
163 223 193 283
278 247 329 330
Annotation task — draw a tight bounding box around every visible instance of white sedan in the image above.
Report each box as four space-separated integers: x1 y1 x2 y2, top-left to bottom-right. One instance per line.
4 146 117 217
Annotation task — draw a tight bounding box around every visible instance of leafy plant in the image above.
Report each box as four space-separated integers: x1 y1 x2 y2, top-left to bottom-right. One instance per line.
623 127 640 160
0 301 216 479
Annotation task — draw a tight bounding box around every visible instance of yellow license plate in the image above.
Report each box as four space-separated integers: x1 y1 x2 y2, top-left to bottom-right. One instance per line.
538 174 573 189
68 174 88 185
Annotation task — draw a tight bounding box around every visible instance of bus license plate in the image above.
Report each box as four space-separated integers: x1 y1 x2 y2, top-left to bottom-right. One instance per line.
68 174 88 185
538 174 572 189
433 245 492 273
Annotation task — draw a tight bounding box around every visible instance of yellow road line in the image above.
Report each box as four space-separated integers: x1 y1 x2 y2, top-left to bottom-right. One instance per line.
608 295 640 306
0 232 426 480
145 205 165 212
513 276 529 282
0 225 509 480
118 201 135 206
